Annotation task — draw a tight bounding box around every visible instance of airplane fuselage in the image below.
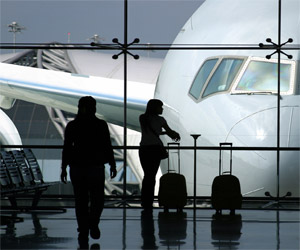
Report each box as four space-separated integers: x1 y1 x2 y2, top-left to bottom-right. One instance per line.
155 0 299 197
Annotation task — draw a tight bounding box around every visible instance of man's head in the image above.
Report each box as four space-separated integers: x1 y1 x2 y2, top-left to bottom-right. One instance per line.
78 96 96 116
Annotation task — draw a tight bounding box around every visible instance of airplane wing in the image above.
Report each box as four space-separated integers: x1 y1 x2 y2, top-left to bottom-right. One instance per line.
0 62 156 131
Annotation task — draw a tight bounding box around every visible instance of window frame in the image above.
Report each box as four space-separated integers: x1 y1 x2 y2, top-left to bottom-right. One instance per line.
188 56 247 102
188 57 219 101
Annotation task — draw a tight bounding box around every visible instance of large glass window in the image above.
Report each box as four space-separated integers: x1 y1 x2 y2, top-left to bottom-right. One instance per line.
235 61 291 92
202 58 244 98
189 59 218 100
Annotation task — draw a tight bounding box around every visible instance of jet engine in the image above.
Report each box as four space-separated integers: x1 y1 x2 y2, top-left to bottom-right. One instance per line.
0 108 22 147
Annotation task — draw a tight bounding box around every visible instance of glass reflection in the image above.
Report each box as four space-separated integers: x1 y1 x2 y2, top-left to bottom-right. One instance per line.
158 211 187 247
211 213 242 249
0 212 73 249
236 61 291 92
140 212 158 249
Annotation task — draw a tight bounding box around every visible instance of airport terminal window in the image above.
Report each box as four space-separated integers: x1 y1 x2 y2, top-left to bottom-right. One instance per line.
235 61 291 92
189 59 218 99
202 58 243 98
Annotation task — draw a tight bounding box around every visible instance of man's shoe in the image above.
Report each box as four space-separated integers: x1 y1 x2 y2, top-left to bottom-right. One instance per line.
90 226 101 239
78 232 89 249
78 238 89 249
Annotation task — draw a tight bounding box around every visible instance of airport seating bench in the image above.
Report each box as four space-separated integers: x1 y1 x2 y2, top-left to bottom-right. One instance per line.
0 149 58 209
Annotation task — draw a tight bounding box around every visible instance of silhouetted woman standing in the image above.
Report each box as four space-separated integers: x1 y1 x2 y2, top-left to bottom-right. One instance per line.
139 99 180 212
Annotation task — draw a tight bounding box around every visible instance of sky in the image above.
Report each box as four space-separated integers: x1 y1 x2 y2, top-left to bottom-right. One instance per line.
0 0 204 57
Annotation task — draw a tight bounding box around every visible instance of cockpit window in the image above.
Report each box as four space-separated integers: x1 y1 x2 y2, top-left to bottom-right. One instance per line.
189 59 218 99
188 56 295 102
235 60 291 92
202 58 243 98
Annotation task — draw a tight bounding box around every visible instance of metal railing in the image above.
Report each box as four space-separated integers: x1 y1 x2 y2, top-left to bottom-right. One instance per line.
1 143 299 210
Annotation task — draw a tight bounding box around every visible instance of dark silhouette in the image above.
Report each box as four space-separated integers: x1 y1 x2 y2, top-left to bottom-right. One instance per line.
211 214 242 248
158 211 187 247
61 96 117 248
140 212 158 249
139 99 180 212
211 143 242 216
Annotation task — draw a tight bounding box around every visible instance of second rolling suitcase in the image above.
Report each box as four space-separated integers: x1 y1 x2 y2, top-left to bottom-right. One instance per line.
158 143 187 212
211 143 242 215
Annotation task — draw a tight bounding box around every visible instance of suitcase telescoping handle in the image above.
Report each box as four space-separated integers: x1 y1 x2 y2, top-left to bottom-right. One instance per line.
219 142 233 175
167 142 180 174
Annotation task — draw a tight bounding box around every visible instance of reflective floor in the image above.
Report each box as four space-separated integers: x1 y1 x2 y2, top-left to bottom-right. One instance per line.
1 207 299 250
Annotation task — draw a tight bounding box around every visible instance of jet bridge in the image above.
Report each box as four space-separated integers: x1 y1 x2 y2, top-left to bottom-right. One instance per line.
0 44 144 195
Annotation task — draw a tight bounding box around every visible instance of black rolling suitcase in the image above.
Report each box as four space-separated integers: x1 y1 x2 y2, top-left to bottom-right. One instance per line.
211 143 242 215
158 143 187 212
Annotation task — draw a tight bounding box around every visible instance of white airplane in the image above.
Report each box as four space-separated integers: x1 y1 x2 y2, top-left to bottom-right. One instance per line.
0 0 299 198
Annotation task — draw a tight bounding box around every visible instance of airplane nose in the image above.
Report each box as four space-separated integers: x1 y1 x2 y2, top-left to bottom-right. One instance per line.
225 106 299 197
227 106 299 147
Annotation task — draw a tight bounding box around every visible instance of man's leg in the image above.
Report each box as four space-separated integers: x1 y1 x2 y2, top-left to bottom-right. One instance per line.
88 167 105 239
70 168 89 245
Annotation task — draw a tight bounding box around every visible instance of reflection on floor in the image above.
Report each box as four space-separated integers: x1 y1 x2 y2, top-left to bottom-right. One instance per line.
1 207 299 249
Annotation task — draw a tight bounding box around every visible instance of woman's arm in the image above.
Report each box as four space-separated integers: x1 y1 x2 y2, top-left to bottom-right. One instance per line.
162 122 181 141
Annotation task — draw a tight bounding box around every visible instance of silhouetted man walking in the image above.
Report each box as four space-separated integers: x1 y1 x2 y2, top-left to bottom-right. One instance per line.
61 96 117 248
